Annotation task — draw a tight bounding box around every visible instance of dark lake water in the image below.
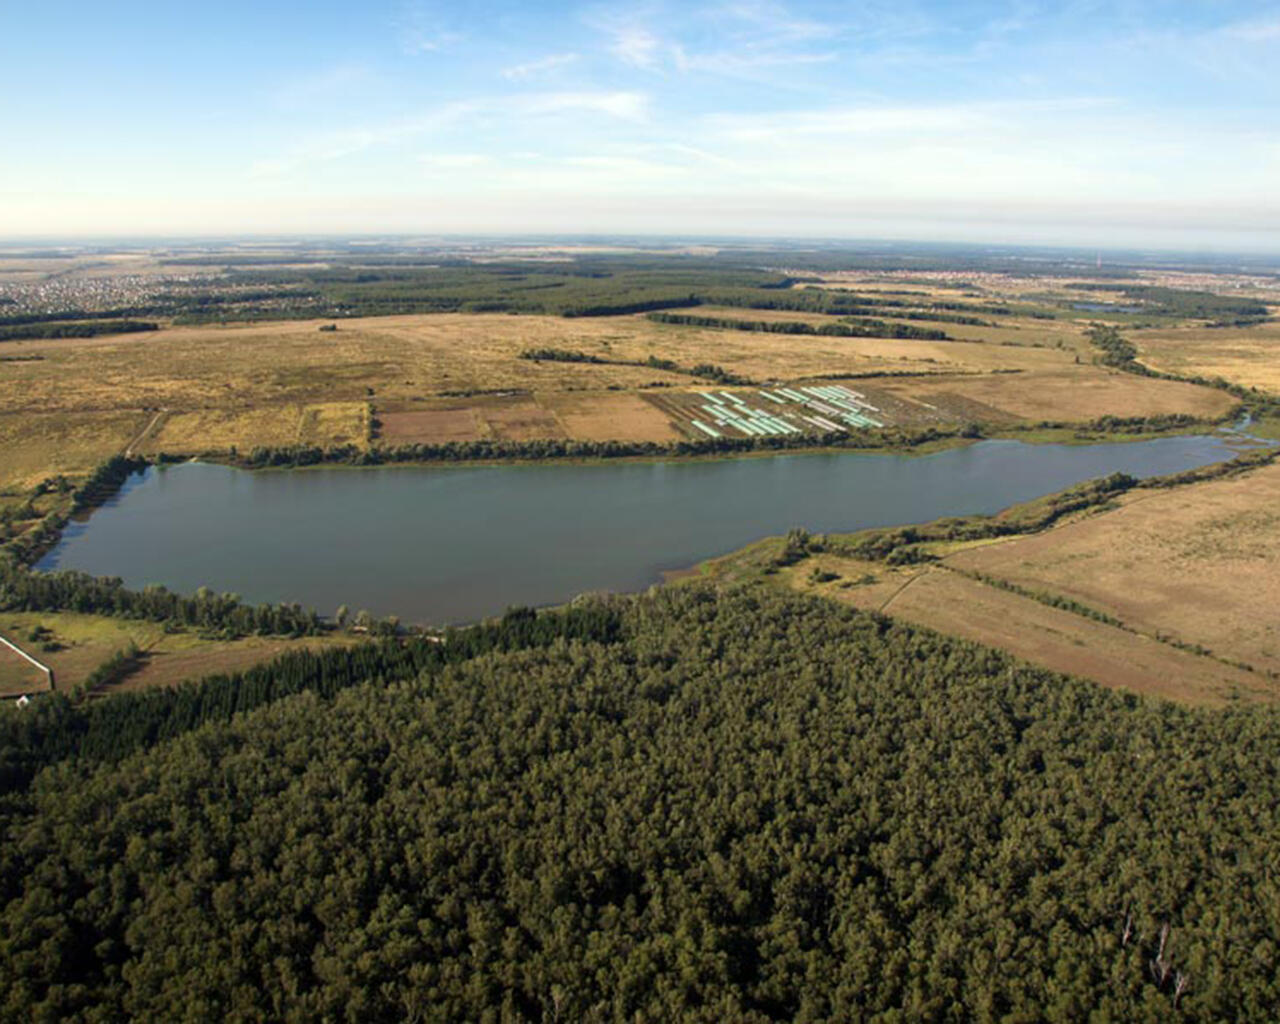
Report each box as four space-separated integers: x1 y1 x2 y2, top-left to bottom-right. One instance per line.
39 437 1242 624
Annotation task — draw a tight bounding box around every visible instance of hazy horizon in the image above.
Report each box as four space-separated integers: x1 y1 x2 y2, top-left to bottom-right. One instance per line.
4 1 1279 249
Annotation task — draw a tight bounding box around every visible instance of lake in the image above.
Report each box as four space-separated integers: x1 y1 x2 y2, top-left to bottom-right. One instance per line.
39 436 1243 624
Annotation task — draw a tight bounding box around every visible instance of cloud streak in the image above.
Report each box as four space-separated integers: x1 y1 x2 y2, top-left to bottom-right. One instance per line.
501 53 579 79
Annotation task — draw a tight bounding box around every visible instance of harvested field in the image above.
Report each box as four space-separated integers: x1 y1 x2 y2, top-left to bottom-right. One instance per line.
884 368 1237 423
788 558 1272 706
380 391 681 445
482 399 566 441
0 310 1239 482
0 315 693 414
946 461 1280 677
540 392 679 443
1135 323 1280 392
146 402 369 453
379 406 485 443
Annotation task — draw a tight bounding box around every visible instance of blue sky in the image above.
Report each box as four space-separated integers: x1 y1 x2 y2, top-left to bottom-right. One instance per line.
3 1 1279 247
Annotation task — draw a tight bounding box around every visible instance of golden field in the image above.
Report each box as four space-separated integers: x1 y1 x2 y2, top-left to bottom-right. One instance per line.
0 308 1240 490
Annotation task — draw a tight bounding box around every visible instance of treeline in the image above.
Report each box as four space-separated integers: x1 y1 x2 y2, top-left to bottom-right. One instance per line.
0 319 159 341
831 449 1280 565
0 308 158 326
70 454 149 512
0 562 323 638
0 602 624 795
517 347 754 385
232 424 977 469
1 456 152 567
1086 324 1280 419
647 311 950 340
696 287 1057 320
78 643 144 697
519 347 608 364
2 585 1279 1019
226 410 1240 473
836 471 1138 565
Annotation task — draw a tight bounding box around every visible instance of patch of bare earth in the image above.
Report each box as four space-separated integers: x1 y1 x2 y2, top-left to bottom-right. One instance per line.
542 392 679 443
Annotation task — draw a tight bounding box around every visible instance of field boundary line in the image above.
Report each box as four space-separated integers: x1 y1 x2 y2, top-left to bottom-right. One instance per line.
0 634 55 693
877 567 932 615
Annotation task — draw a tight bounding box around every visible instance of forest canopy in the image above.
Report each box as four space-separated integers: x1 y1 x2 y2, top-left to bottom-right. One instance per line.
2 584 1278 1021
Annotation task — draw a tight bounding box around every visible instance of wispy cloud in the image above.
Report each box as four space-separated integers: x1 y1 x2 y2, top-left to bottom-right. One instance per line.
672 46 835 75
586 1 842 80
502 53 580 80
1220 15 1280 42
709 0 828 44
707 97 1113 143
396 1 464 54
611 25 664 70
272 64 374 110
249 91 651 178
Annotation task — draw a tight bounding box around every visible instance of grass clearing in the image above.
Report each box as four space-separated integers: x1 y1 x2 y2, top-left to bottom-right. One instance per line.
0 410 150 490
0 611 357 696
1135 323 1280 392
945 461 1280 678
0 640 50 697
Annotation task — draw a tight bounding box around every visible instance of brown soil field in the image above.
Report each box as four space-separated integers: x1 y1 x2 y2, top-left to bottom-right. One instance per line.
1135 323 1280 392
946 462 1280 677
482 399 567 441
379 391 679 445
787 558 1272 706
541 392 679 442
379 406 485 443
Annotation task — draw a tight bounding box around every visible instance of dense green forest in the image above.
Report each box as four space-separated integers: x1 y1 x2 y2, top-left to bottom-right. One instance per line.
1073 284 1269 324
646 312 951 340
2 585 1278 1021
0 320 159 341
8 258 1059 325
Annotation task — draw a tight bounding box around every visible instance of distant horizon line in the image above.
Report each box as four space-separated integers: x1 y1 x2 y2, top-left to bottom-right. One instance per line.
2 232 1279 263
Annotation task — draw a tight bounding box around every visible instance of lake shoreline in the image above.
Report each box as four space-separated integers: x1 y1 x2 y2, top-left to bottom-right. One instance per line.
39 434 1251 627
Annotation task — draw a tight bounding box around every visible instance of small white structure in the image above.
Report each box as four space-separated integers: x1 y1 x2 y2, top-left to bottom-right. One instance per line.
15 695 31 709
